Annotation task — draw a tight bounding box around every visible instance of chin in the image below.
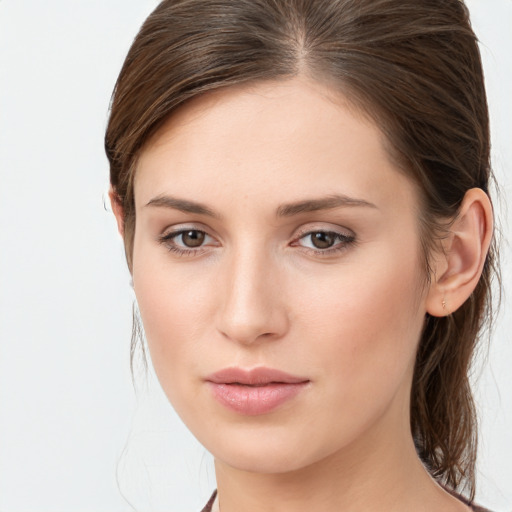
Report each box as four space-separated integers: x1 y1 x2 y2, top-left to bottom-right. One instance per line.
197 423 341 475
214 446 315 474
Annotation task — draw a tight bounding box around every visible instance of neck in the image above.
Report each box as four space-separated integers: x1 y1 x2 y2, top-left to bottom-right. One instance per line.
213 397 469 512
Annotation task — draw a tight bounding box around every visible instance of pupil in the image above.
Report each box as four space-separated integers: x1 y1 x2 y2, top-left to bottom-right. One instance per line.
311 232 335 249
182 230 205 247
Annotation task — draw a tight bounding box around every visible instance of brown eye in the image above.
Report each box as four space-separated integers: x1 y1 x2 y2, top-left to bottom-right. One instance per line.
159 228 216 255
295 229 355 254
310 232 336 249
181 230 205 247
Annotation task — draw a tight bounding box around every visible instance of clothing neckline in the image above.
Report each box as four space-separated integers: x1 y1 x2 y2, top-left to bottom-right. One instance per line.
200 489 491 512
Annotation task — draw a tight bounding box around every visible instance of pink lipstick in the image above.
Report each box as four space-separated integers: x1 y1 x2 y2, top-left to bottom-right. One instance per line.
205 367 310 415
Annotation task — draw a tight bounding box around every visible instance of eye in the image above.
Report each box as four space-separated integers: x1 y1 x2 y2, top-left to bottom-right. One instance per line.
177 230 206 248
159 228 216 255
305 232 337 249
294 230 355 253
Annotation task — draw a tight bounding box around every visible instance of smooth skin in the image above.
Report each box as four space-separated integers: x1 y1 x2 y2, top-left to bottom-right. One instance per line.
112 77 492 512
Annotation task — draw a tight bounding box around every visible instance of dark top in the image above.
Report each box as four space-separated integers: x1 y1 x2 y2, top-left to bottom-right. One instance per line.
200 490 492 511
200 490 217 512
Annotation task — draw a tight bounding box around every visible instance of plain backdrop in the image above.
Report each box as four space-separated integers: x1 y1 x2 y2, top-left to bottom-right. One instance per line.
0 1 510 511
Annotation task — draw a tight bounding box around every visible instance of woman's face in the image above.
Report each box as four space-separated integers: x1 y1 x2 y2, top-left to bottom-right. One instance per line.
132 78 431 474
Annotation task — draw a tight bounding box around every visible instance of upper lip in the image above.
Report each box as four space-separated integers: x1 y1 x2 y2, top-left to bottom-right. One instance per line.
205 367 309 386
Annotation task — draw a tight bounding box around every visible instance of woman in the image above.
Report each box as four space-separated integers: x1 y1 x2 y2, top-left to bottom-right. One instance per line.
105 0 498 510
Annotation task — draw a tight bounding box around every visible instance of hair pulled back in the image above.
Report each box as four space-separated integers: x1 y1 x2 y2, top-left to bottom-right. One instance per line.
105 0 497 498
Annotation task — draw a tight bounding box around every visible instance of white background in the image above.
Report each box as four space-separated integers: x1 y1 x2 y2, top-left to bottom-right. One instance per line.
0 1 510 511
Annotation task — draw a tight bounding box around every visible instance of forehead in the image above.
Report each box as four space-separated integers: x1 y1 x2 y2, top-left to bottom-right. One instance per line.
135 77 418 216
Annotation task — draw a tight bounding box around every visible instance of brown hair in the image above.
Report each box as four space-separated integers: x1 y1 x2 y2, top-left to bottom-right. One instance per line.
105 0 498 499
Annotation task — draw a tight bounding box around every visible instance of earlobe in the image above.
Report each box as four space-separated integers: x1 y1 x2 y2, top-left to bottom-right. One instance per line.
426 188 493 317
109 187 125 237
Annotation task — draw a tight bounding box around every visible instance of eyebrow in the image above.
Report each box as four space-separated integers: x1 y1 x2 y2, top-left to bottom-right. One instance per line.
145 195 219 218
276 194 378 217
145 193 377 218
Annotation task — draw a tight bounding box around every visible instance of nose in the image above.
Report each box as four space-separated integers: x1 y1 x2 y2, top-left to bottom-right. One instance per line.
216 245 289 345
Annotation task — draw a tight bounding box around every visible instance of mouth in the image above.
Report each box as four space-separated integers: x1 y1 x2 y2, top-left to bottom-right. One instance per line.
205 367 310 415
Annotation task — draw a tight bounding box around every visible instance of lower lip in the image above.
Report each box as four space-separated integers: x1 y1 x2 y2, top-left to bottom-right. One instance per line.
207 382 309 415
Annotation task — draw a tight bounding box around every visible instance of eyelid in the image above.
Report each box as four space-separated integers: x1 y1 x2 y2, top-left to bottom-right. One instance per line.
293 223 355 240
160 221 212 236
161 226 210 240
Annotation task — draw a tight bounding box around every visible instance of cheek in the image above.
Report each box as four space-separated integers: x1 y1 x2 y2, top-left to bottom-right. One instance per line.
295 245 425 405
131 242 213 398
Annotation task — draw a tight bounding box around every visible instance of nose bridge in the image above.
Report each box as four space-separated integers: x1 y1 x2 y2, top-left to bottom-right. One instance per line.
216 237 287 344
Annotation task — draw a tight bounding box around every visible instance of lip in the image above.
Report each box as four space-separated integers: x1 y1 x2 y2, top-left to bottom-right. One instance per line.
205 367 310 415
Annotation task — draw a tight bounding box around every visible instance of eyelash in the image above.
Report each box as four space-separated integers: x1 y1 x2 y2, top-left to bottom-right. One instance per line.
158 228 356 257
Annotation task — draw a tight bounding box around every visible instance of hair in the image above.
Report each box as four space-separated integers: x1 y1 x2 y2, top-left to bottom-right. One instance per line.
105 0 498 500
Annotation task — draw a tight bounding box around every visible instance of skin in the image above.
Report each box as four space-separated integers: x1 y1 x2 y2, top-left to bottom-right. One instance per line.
115 77 492 511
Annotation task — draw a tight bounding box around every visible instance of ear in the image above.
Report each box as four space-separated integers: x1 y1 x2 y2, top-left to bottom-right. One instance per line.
109 187 125 237
426 188 493 317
